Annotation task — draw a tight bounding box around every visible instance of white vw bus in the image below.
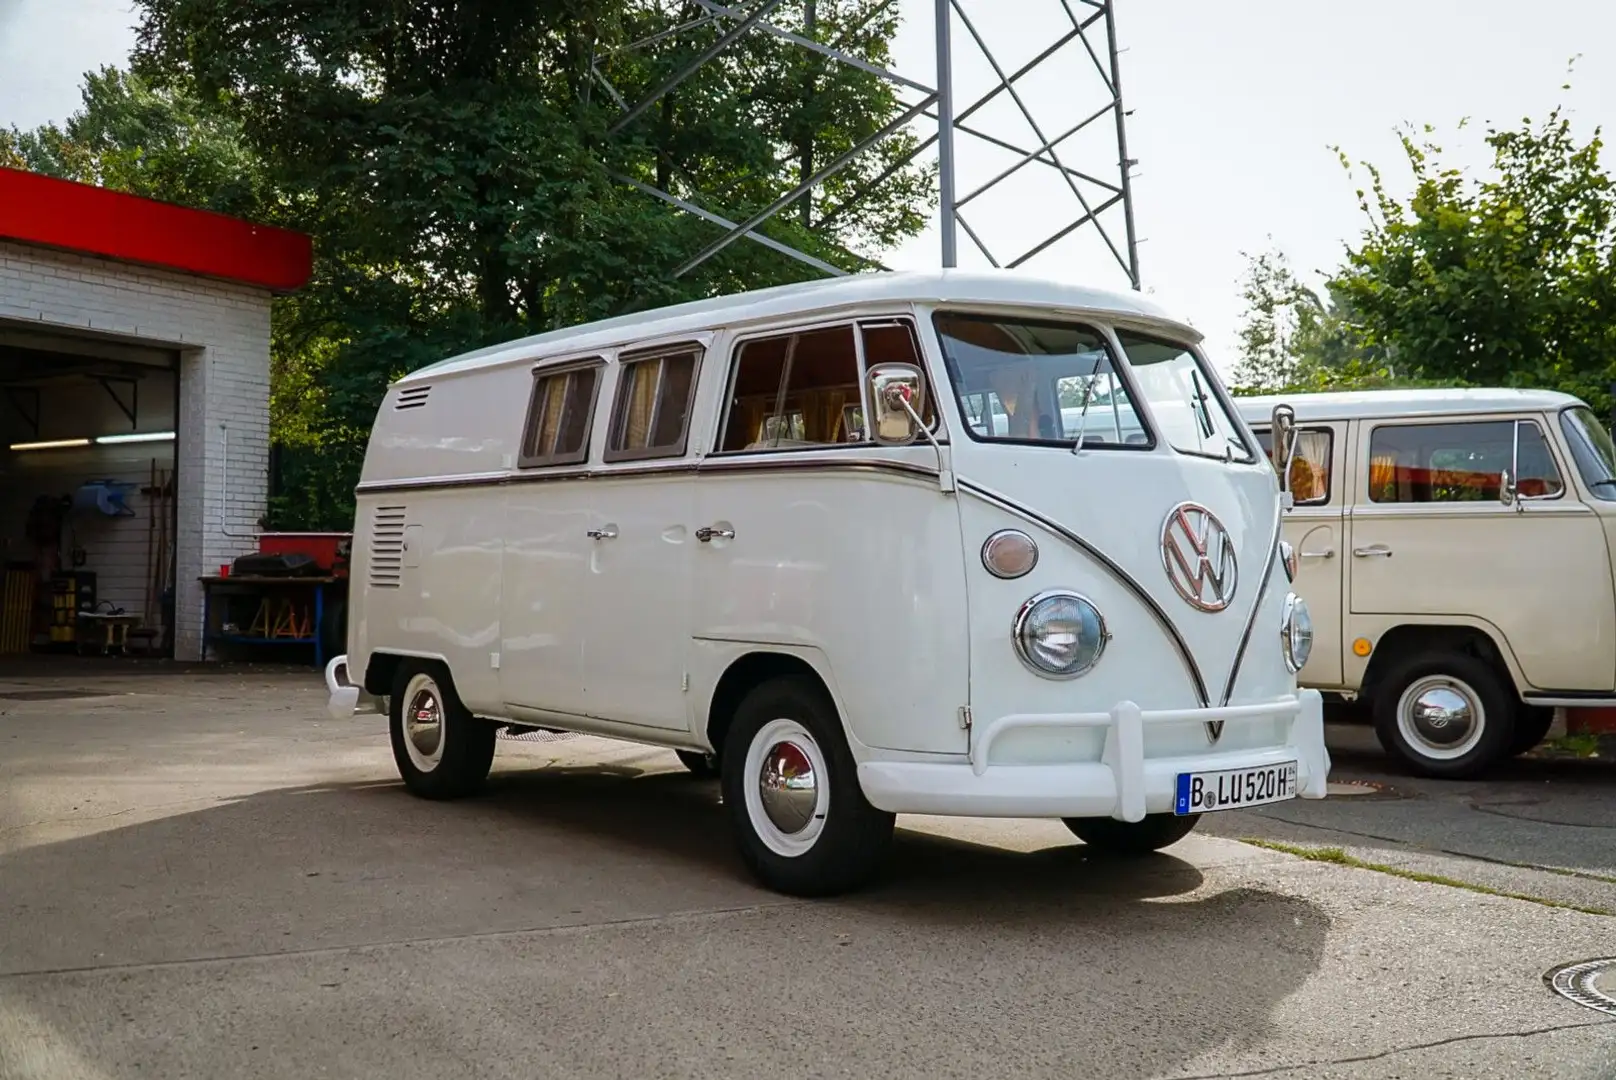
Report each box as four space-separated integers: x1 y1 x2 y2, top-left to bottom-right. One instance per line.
1238 388 1616 779
327 270 1329 895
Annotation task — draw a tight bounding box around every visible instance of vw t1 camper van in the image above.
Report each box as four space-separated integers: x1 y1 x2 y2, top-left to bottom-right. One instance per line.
1238 388 1616 779
327 271 1329 896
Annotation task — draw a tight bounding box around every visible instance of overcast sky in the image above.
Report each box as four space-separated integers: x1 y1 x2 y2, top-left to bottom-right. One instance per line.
2 0 1611 374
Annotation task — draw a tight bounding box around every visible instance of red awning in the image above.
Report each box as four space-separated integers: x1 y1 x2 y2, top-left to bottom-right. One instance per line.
0 166 312 292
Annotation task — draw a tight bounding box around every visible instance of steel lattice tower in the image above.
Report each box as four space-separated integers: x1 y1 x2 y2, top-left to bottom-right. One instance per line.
593 0 1141 289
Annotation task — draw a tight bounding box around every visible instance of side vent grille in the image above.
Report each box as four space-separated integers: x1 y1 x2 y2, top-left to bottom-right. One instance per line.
369 506 407 588
395 386 431 411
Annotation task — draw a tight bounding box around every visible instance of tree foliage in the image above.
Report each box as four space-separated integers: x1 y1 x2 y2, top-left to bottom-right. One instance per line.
12 0 935 530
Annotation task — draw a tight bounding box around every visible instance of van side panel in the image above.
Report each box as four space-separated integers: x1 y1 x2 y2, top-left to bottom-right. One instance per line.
690 453 970 755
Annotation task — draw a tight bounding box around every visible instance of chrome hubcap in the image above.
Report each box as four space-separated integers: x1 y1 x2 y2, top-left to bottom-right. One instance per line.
758 740 817 835
1397 676 1484 759
406 686 443 760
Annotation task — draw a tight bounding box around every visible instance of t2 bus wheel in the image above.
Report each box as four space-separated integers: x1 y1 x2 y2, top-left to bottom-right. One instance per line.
389 663 496 800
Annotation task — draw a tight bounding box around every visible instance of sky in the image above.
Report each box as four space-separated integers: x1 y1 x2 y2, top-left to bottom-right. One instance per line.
2 0 1612 375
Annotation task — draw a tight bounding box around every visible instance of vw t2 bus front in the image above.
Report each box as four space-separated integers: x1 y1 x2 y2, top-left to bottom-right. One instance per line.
852 306 1330 848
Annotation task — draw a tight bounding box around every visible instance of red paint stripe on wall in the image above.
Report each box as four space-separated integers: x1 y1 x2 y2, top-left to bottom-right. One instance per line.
0 167 312 292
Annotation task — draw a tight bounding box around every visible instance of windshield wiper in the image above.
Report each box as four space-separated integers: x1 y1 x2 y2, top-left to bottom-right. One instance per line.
1070 352 1107 455
1188 369 1232 462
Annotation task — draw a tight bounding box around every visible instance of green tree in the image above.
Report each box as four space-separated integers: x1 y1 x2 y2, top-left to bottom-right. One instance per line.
1327 107 1616 413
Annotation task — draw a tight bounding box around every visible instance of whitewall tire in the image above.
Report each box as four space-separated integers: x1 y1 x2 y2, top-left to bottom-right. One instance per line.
389 663 496 800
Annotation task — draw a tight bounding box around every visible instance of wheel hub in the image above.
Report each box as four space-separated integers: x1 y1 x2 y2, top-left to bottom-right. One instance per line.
1408 684 1475 747
758 740 817 835
406 687 443 759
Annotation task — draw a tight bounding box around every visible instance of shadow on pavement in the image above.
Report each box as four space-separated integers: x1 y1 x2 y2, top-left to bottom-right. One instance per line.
0 759 1332 1078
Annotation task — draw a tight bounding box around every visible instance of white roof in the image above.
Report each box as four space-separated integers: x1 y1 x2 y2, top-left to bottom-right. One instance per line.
400 269 1197 385
1233 387 1586 423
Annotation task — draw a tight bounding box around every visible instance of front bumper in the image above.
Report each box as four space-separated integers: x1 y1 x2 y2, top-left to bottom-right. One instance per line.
857 690 1329 821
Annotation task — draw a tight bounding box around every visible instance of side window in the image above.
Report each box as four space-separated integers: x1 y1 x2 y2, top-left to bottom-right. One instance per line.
605 343 703 462
720 325 863 452
859 320 936 433
1367 420 1564 503
518 361 601 468
1254 426 1334 505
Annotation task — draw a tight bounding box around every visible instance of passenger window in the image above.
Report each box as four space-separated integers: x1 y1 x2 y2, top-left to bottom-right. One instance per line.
721 325 863 451
605 344 702 462
518 361 601 468
860 321 936 432
1367 420 1563 503
1254 427 1334 505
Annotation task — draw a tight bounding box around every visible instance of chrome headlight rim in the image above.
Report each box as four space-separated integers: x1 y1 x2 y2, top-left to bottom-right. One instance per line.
1280 591 1313 674
1012 589 1109 680
1279 540 1298 583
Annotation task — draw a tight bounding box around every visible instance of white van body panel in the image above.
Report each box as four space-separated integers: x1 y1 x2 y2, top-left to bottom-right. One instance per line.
339 270 1329 821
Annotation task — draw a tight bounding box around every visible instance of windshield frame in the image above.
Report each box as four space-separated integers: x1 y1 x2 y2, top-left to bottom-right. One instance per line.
930 309 1156 453
1109 324 1259 465
1558 404 1616 502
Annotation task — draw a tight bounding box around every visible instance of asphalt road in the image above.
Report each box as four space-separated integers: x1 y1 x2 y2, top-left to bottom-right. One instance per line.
1 666 1613 1080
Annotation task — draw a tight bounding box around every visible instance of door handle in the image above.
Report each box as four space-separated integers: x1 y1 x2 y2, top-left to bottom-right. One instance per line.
1352 545 1392 558
695 526 735 543
1300 549 1335 560
586 525 619 540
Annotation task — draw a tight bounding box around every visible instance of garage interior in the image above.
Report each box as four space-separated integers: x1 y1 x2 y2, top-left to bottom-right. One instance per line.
0 320 179 659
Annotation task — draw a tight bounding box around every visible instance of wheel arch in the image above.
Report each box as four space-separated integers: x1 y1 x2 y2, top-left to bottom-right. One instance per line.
704 649 845 759
1360 623 1522 703
364 649 453 697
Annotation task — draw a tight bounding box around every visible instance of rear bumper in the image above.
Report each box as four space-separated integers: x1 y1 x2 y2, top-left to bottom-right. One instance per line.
858 690 1329 820
324 654 382 720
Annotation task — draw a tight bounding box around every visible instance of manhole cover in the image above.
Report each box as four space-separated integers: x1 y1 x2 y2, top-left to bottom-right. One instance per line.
1546 958 1616 1017
499 727 578 743
0 689 106 702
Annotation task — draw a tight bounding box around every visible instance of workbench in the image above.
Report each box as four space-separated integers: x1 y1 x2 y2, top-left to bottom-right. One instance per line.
198 575 343 668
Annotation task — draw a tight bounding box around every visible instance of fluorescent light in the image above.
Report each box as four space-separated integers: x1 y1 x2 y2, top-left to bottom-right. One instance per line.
9 438 91 451
96 431 176 445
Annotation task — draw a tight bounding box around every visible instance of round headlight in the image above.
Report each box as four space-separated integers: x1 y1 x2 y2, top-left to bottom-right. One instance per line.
1279 540 1298 583
982 529 1039 579
1281 592 1313 674
1013 591 1108 679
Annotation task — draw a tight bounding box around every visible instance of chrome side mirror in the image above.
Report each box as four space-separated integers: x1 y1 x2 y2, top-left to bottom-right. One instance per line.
1269 403 1298 493
869 363 926 445
1499 468 1517 508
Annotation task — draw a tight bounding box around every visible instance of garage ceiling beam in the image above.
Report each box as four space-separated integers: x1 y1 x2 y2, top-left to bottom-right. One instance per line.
97 376 138 429
3 387 39 439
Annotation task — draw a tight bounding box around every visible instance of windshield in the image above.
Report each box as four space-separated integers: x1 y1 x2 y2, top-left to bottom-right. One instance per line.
1110 330 1255 462
933 312 1148 449
1560 405 1616 501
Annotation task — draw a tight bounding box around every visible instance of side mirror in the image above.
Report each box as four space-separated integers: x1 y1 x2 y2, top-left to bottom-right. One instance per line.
1269 403 1298 493
1499 469 1517 508
869 363 926 445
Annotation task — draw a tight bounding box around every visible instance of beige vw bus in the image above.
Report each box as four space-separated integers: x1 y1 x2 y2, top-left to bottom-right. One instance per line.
1236 388 1616 778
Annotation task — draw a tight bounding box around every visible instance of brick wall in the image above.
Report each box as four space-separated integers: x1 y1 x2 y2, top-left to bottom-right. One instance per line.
0 239 274 659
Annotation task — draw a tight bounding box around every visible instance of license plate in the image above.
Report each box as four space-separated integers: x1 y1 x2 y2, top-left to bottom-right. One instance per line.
1174 761 1298 815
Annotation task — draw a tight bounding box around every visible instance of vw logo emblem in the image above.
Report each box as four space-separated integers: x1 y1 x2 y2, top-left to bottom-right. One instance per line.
1161 503 1238 613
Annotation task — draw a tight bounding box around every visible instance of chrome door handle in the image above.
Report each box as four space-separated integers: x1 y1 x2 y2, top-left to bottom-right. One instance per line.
1352 545 1392 558
586 525 619 540
1300 549 1335 560
695 526 735 543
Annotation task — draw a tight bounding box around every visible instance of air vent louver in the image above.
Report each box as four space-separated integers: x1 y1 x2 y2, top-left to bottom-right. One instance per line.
369 506 406 588
395 386 431 410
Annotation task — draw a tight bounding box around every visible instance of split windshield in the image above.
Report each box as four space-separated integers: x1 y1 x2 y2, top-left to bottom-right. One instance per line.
932 312 1253 461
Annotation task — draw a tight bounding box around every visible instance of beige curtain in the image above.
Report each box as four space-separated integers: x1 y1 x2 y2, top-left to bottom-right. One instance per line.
622 360 659 449
534 376 567 456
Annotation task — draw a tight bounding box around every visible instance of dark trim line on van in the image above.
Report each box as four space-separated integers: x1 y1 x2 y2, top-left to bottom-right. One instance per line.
955 478 1212 708
352 456 944 496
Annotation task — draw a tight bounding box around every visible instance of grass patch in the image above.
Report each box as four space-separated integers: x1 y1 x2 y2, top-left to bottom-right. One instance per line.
1540 733 1603 758
1242 838 1616 917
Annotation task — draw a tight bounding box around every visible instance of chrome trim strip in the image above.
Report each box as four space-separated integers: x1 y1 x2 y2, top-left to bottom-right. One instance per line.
354 456 941 496
1218 498 1285 706
1523 695 1616 708
956 478 1211 707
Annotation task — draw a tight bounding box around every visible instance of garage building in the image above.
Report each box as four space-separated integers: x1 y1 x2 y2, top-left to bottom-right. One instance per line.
0 167 312 661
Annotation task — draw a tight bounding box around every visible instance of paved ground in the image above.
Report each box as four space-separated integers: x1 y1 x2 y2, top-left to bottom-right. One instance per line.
1 665 1613 1080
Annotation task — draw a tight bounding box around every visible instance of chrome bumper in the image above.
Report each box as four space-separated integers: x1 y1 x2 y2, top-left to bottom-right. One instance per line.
324 654 381 720
857 689 1329 821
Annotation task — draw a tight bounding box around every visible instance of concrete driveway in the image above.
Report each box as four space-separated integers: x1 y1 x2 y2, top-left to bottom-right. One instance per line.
1 666 1612 1079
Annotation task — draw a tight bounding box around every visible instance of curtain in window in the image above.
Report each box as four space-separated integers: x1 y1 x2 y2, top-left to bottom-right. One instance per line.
622 361 659 449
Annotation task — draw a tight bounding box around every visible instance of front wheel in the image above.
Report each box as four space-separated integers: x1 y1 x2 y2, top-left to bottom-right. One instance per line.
389 663 496 799
1063 813 1200 854
1372 652 1515 779
720 676 894 897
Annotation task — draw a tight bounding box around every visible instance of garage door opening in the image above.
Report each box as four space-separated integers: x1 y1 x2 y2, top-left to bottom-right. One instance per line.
0 322 179 659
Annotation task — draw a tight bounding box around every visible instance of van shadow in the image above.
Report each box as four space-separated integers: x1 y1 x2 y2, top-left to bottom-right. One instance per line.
1 759 1331 1077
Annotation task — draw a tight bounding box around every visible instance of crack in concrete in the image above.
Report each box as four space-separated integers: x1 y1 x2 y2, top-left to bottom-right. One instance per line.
0 899 802 982
1167 1017 1616 1078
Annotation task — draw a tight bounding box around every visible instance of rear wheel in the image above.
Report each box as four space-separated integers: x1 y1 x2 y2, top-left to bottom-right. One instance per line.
1062 813 1200 854
1510 705 1556 757
675 749 719 778
1372 651 1515 779
720 676 894 897
389 663 496 799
